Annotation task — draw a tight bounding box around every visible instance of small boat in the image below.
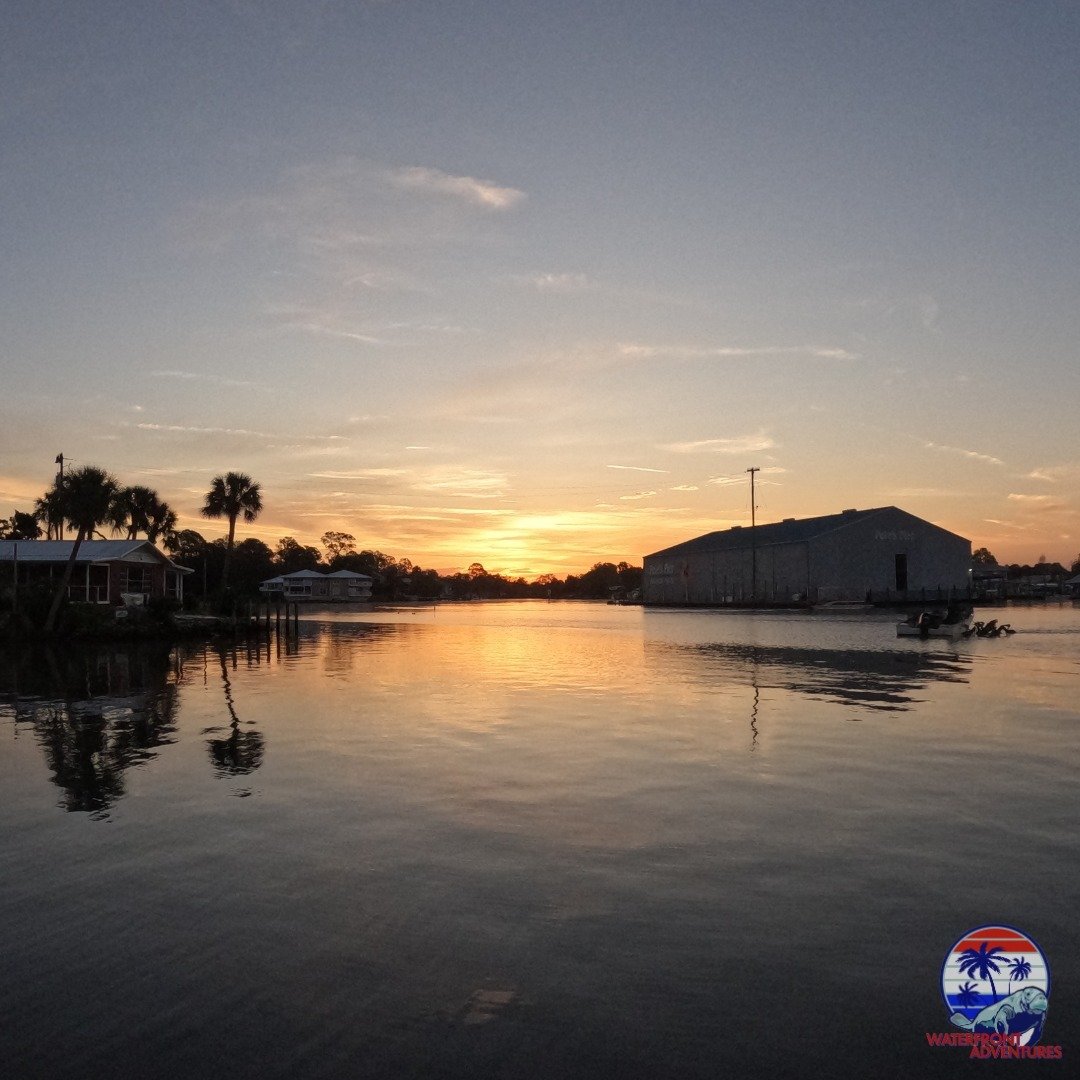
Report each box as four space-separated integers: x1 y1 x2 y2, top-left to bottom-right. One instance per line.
896 606 972 640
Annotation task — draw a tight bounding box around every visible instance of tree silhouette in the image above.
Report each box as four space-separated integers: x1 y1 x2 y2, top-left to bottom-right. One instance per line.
201 472 263 592
44 466 121 631
108 485 177 544
956 941 1007 1001
954 981 981 1007
0 510 41 539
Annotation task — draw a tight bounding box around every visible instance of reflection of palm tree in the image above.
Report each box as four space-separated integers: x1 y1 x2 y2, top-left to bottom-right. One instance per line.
201 472 263 592
1007 957 1033 985
957 942 1007 1001
954 982 981 1007
207 648 264 776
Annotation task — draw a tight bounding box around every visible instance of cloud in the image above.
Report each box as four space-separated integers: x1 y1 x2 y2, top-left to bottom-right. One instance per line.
389 166 525 210
1005 494 1067 513
522 272 593 292
135 422 345 441
671 484 699 491
619 491 657 500
619 344 858 361
1025 464 1080 482
924 442 1004 466
150 369 263 389
661 432 776 455
606 464 669 474
411 468 510 498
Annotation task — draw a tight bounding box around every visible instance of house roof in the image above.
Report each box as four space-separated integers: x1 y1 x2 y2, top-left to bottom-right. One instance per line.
646 506 905 559
0 539 190 571
262 569 374 584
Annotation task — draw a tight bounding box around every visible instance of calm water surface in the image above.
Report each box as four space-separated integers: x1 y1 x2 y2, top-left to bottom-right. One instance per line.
2 602 1078 1078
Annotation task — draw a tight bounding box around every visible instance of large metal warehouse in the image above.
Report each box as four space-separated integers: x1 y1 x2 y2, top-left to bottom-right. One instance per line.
642 506 971 606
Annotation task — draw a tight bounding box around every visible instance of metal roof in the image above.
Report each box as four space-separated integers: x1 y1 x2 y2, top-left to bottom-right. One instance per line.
326 570 373 580
0 539 187 570
645 507 896 559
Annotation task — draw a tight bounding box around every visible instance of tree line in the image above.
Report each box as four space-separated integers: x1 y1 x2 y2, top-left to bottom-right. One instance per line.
1 465 643 614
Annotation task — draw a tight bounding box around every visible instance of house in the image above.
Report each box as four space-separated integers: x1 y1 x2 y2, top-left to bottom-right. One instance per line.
642 506 971 606
259 568 373 602
0 540 192 605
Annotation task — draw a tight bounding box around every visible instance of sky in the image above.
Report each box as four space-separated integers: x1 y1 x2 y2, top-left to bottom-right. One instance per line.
2 0 1079 577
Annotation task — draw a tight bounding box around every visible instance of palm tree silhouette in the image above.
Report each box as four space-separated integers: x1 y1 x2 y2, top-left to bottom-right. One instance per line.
954 981 981 1007
108 486 177 544
201 472 263 592
956 941 1007 1002
44 465 121 631
1007 957 1033 985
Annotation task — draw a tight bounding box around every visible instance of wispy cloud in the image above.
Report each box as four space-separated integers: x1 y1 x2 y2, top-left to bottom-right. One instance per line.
521 272 593 292
389 166 525 210
606 464 669 474
135 422 345 441
671 484 699 491
925 442 1004 466
412 468 510 499
620 344 858 361
661 432 776 455
150 369 263 389
1025 464 1079 482
619 491 657 501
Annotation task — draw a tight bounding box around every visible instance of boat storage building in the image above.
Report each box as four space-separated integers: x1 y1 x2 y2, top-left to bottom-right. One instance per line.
642 506 971 605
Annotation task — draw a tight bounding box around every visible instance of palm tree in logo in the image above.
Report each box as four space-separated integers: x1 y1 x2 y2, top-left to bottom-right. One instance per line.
954 982 981 1008
1006 957 1033 986
956 942 1007 1002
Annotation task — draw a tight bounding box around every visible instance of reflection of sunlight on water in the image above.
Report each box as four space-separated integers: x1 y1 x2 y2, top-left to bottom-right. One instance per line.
1 602 1078 1079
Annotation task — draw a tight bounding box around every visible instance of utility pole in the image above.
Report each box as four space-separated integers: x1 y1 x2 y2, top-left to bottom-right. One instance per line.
54 453 65 541
746 467 759 601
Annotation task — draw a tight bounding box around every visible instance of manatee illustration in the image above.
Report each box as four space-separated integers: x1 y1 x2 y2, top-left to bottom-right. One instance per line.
950 986 1048 1040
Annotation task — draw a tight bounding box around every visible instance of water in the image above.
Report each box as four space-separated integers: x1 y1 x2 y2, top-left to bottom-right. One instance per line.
1 602 1077 1077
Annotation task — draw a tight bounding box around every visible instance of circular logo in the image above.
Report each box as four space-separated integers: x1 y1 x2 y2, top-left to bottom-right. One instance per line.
940 925 1050 1045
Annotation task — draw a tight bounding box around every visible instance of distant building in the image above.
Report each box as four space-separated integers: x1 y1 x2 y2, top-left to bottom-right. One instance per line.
642 506 971 606
0 539 191 605
260 568 373 602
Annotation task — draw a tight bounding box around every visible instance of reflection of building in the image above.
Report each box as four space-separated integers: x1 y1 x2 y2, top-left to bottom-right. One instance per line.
0 540 191 604
259 568 373 602
643 507 971 606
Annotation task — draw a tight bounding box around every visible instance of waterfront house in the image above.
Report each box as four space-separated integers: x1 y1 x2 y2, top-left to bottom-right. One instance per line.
642 506 971 606
259 568 373 602
0 539 192 605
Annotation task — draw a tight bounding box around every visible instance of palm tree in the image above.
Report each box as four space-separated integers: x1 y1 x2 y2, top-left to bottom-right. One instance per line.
956 941 1008 1002
201 472 263 592
34 488 64 540
44 465 121 631
954 981 982 1007
1007 957 1033 985
108 486 177 545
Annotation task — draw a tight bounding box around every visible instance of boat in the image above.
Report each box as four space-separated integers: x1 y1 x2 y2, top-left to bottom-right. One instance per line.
896 606 972 640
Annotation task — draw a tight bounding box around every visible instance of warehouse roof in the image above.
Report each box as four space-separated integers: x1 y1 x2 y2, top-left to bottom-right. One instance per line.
645 507 895 559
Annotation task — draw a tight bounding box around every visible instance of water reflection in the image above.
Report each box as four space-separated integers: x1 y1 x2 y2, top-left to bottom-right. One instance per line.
0 645 179 817
203 647 265 777
650 639 973 714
